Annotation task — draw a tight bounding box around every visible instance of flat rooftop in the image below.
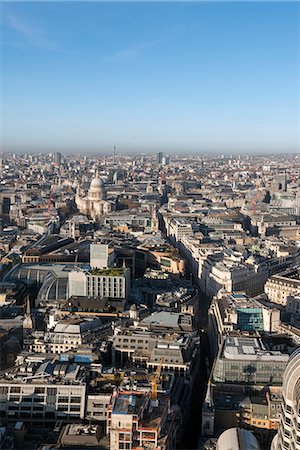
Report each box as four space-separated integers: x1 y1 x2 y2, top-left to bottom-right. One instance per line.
221 336 289 362
112 393 144 415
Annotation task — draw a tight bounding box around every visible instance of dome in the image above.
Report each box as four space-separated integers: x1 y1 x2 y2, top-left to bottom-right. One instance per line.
90 177 104 190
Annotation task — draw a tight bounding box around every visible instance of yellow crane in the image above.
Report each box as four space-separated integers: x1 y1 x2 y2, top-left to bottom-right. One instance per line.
151 359 164 401
93 360 164 401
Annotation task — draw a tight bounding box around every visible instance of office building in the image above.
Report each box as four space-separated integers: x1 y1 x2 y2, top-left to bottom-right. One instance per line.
216 428 261 450
0 359 86 422
271 347 300 450
68 267 130 306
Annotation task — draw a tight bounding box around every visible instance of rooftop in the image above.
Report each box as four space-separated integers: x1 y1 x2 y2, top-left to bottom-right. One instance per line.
90 267 127 277
221 336 289 362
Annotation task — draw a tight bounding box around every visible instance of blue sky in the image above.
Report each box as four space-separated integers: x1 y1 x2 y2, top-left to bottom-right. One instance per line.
1 1 299 154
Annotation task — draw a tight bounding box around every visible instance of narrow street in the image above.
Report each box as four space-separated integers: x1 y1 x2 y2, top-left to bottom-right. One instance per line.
180 330 210 450
161 224 212 449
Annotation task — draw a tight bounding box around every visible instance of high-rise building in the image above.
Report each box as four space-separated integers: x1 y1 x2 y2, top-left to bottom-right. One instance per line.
215 428 261 450
54 152 62 165
271 347 300 450
162 155 170 165
157 152 163 164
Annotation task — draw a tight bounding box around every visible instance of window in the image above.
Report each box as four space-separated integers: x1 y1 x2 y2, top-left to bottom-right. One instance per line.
10 387 21 393
57 405 68 411
47 388 57 396
70 397 81 404
119 433 131 441
33 406 43 411
35 387 45 394
70 405 81 412
58 397 69 403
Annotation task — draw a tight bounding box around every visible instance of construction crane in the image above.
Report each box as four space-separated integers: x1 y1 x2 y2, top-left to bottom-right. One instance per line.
92 360 164 401
151 359 164 401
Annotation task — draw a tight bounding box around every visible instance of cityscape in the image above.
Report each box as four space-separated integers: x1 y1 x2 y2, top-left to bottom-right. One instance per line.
1 1 300 450
0 152 299 450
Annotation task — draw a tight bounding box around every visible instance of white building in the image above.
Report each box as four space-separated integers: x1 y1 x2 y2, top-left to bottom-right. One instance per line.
216 428 261 450
265 268 300 306
76 175 113 221
90 243 115 269
68 267 130 304
0 359 86 422
24 316 111 354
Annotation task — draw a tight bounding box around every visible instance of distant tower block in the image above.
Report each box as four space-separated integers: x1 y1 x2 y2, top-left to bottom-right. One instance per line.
270 172 287 194
113 145 116 165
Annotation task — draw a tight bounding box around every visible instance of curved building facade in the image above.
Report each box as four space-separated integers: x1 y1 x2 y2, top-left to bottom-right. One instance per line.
216 428 261 450
271 347 300 450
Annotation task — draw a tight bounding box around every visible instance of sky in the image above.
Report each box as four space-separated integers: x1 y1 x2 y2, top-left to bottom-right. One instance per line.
1 1 299 154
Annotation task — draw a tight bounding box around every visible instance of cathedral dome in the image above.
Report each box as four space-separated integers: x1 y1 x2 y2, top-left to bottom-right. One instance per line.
88 175 106 201
90 177 104 190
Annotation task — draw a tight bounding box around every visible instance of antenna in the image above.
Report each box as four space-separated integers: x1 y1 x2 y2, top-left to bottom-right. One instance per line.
113 145 116 165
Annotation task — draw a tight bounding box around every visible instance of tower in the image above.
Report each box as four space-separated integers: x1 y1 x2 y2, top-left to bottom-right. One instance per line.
271 347 300 450
113 145 116 166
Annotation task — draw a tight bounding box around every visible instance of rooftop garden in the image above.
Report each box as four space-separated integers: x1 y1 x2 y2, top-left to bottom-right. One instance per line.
90 267 127 277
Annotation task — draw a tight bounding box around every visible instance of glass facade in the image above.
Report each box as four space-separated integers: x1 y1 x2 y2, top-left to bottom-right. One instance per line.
213 358 287 385
237 308 264 331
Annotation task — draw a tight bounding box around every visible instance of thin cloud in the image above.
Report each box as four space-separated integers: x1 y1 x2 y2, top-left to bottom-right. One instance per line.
3 11 69 53
107 40 159 62
5 12 41 38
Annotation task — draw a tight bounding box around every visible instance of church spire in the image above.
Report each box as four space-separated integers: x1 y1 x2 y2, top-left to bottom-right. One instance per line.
26 295 31 317
23 295 33 331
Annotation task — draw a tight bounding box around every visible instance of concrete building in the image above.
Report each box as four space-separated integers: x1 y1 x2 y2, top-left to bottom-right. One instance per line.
57 424 109 448
112 320 198 375
90 243 115 269
202 336 289 436
0 359 86 422
23 315 112 354
208 292 281 356
265 267 300 305
107 390 180 450
68 267 130 307
216 428 261 450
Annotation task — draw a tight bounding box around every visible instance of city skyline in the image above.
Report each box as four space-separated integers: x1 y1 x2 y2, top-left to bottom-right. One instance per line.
1 1 299 153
